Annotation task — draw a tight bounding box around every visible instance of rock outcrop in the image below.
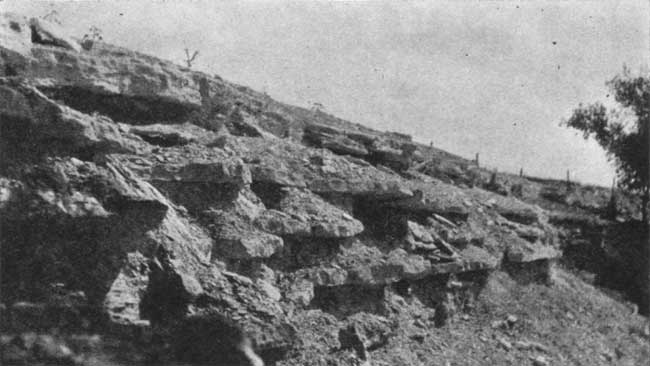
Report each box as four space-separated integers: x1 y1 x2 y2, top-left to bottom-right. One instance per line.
0 12 583 366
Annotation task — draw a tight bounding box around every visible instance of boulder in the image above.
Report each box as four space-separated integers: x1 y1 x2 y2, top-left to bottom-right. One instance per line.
427 217 487 248
0 79 148 156
303 123 369 157
281 277 315 306
29 17 81 52
255 209 313 237
339 312 393 360
192 188 284 260
116 149 255 217
255 188 363 238
1 24 202 109
368 138 415 171
386 182 470 220
497 206 540 225
506 239 561 263
205 209 283 260
406 220 435 244
147 157 250 186
386 248 433 279
128 122 221 146
193 268 297 355
415 158 480 187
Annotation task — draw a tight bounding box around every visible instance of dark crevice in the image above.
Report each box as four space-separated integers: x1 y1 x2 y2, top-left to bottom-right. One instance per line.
503 259 554 286
352 196 432 239
169 312 261 365
406 271 489 326
352 197 407 239
136 134 189 147
0 214 152 309
1 180 167 309
4 62 19 76
310 284 387 319
250 181 286 209
267 238 343 272
152 182 240 215
0 116 98 166
38 86 199 125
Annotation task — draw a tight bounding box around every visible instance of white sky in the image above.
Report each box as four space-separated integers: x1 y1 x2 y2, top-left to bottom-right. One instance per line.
4 0 649 186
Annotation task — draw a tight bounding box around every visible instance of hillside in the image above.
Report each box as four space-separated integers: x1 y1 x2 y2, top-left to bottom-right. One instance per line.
1 13 648 366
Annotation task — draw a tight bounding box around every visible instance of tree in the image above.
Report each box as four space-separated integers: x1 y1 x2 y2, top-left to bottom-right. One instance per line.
81 26 103 51
564 67 649 223
563 66 649 313
184 48 199 68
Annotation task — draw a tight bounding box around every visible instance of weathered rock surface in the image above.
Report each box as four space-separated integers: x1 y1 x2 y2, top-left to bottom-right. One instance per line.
0 79 148 158
104 252 151 328
303 123 370 157
506 239 562 263
128 122 221 146
3 12 612 366
386 181 471 220
256 188 364 238
215 136 414 199
201 189 284 260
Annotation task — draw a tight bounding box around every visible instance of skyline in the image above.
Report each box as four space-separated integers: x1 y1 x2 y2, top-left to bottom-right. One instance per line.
4 0 649 186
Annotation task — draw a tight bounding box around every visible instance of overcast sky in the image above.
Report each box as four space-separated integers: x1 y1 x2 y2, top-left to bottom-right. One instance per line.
5 0 649 186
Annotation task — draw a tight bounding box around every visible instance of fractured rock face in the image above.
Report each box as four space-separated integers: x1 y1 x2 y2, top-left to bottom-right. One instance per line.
128 122 221 147
0 155 169 223
386 181 471 220
199 188 284 260
0 12 583 366
216 136 414 200
131 153 251 188
207 209 284 260
0 156 169 305
104 252 151 329
2 14 201 109
339 312 393 352
193 268 297 355
255 188 364 239
293 238 496 289
0 79 148 159
303 123 370 157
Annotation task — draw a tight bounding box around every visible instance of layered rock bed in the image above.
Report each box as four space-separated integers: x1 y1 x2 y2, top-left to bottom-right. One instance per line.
1 13 646 366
